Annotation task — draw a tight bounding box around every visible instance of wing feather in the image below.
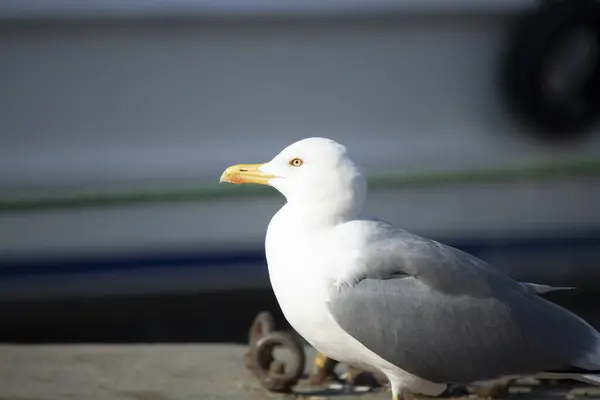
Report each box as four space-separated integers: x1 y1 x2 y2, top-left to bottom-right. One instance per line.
328 277 598 383
327 223 600 384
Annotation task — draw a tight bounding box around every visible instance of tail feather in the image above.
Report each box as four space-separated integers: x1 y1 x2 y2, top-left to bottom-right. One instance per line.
536 372 600 386
580 375 600 386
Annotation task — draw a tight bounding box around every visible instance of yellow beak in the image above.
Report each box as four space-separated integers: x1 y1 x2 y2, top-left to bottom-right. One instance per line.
219 163 275 185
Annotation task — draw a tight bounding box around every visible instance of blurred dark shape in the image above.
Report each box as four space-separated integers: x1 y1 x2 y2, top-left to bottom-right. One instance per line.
0 289 287 343
501 0 600 142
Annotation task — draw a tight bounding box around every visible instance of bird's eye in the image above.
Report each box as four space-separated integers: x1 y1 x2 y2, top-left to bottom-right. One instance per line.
289 158 304 167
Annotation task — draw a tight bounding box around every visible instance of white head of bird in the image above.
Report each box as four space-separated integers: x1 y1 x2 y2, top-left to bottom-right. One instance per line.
220 137 367 225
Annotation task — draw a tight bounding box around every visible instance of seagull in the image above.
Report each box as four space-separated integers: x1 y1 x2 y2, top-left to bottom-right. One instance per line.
220 137 600 400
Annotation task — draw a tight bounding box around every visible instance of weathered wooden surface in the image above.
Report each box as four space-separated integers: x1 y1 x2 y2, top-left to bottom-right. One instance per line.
2 344 600 400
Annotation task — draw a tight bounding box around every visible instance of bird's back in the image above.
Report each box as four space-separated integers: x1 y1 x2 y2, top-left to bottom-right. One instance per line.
327 220 600 383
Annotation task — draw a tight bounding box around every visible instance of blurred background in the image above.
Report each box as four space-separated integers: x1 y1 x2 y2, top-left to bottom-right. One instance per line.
0 0 599 343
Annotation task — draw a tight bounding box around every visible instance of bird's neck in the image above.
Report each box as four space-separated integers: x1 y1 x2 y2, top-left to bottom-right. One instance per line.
279 199 361 231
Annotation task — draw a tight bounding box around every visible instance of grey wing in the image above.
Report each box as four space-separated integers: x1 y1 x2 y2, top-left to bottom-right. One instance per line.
356 224 573 298
353 224 525 298
327 276 600 384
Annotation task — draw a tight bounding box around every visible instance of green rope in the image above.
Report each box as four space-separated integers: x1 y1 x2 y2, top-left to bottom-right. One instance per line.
1 158 599 213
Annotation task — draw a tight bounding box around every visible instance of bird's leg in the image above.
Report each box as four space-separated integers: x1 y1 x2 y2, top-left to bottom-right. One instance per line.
346 365 371 385
313 352 331 369
345 365 357 383
308 353 340 385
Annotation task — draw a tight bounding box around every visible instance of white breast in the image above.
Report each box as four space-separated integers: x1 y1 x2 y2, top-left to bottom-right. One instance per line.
265 205 351 360
267 256 359 364
264 206 446 396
